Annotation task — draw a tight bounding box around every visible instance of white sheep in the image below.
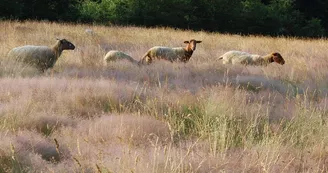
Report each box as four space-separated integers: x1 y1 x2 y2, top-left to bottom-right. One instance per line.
139 39 202 65
7 38 75 72
103 50 138 65
218 51 285 66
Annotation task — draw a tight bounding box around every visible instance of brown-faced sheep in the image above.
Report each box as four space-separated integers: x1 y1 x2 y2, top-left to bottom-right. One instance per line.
7 38 75 72
139 39 202 65
218 51 285 66
103 50 138 65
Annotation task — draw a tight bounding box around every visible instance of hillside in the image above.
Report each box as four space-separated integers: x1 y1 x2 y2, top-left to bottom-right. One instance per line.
1 20 328 172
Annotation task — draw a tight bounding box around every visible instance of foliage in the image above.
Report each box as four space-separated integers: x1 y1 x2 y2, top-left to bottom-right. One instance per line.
1 0 80 21
1 0 328 37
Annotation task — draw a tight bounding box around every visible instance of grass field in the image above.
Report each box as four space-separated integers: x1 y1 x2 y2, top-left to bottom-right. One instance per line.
1 20 328 172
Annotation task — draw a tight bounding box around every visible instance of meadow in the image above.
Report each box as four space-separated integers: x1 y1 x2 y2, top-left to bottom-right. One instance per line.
1 20 328 172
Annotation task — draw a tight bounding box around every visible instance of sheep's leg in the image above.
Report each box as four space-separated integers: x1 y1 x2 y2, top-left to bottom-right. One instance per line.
242 65 250 74
138 57 145 65
146 56 152 65
37 66 45 73
138 56 151 65
139 51 151 65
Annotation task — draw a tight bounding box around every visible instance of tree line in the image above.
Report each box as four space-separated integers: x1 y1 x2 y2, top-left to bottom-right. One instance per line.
1 0 327 38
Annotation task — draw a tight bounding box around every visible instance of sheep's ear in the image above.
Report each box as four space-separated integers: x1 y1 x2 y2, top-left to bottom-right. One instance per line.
184 41 189 44
196 41 202 43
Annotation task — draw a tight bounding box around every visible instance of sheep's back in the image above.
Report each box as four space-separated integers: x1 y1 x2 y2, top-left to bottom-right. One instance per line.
104 51 131 61
221 51 260 65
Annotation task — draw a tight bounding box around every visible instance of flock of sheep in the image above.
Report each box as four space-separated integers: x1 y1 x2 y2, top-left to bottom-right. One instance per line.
6 37 285 73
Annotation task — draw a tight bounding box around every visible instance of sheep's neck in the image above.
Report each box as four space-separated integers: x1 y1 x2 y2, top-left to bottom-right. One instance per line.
262 54 274 64
52 42 63 59
181 46 193 62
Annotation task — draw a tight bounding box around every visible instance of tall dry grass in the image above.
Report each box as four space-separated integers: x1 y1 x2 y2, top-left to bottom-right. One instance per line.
1 20 328 172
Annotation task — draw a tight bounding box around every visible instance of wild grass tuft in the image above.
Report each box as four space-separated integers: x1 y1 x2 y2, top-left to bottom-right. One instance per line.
1 20 328 172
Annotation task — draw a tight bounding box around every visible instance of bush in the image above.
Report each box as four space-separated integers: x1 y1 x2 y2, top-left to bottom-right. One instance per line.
1 0 328 37
299 18 325 38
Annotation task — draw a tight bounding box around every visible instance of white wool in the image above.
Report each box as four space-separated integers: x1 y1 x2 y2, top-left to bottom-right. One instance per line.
8 46 58 71
103 50 138 65
146 46 185 62
219 51 269 66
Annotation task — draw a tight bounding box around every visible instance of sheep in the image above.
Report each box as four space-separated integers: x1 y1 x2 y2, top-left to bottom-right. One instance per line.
139 39 202 65
103 50 138 65
218 51 285 66
7 38 75 72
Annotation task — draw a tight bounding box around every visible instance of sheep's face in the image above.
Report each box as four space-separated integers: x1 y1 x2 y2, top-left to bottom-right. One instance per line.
60 39 75 50
272 52 285 65
184 39 202 51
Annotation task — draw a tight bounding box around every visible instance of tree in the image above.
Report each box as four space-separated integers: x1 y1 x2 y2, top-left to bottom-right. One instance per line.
294 0 328 35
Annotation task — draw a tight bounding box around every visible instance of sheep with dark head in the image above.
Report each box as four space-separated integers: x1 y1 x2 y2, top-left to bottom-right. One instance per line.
139 39 202 65
7 38 75 72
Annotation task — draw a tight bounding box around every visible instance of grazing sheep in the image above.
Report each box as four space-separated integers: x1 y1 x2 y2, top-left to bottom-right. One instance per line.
103 50 138 65
7 38 75 72
139 39 202 65
218 51 285 66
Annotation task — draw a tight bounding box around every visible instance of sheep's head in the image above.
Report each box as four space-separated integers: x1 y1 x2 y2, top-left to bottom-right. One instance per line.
59 39 75 50
184 39 202 51
271 52 285 65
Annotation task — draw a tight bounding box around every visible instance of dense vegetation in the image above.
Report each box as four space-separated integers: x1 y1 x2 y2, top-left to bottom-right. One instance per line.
1 0 328 37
